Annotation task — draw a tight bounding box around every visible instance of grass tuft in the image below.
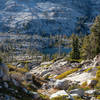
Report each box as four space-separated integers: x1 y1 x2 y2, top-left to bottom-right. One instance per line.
55 68 78 79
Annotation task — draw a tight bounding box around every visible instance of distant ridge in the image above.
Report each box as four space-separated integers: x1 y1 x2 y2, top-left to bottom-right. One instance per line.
0 0 100 35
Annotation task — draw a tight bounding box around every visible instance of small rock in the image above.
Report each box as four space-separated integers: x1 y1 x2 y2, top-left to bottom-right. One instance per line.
85 90 96 95
50 90 68 99
70 89 84 96
54 79 71 90
4 82 8 88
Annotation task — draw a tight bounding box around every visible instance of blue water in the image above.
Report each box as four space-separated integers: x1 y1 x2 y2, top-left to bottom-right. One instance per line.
41 47 71 55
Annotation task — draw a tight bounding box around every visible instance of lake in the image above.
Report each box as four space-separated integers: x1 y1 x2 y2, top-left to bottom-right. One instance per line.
41 47 71 55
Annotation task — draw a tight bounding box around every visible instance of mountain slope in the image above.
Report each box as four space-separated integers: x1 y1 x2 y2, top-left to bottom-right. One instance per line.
0 0 100 35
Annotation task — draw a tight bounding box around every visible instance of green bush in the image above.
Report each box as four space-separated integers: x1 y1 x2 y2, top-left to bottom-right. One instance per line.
55 68 78 79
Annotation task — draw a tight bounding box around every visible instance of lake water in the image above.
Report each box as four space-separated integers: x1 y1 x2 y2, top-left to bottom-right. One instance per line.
41 47 71 55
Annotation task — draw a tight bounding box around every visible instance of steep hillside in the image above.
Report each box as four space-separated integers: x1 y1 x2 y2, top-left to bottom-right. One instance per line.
0 0 100 35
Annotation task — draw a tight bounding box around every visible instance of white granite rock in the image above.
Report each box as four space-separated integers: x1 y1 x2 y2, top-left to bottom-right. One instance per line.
54 79 70 90
50 90 68 99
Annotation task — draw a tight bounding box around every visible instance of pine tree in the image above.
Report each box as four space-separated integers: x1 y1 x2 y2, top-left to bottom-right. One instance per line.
91 16 100 55
81 16 100 59
70 34 80 59
81 35 95 59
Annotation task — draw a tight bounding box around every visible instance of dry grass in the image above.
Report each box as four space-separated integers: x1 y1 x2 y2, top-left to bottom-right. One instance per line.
84 67 93 72
55 68 78 79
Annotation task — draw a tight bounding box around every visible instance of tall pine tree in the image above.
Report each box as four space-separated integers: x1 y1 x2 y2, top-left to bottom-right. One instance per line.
70 34 80 59
81 16 100 59
91 16 100 55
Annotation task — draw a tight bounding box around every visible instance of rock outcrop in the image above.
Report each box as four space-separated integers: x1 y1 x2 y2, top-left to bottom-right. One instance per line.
54 79 71 90
0 62 9 81
93 54 100 67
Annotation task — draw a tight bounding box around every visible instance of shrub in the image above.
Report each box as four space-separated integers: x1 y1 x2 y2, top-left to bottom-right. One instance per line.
84 67 93 72
81 81 87 88
16 68 28 73
55 68 78 79
97 95 100 99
